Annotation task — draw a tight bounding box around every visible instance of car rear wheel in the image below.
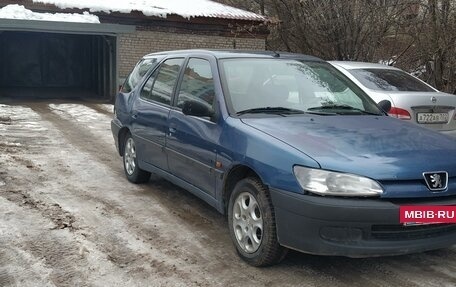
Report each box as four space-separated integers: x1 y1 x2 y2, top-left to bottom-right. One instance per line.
228 177 287 266
123 134 150 183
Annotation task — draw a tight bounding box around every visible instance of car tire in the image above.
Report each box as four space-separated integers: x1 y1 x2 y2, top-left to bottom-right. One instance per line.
228 177 287 266
123 134 151 184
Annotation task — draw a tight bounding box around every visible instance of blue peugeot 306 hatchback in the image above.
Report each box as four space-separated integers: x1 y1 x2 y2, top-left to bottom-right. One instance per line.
111 50 456 266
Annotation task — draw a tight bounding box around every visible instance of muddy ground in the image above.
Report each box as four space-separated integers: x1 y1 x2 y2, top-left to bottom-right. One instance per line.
0 99 455 287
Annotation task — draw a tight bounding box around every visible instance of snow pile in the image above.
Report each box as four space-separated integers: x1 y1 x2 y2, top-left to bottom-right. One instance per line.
32 0 264 20
0 4 100 23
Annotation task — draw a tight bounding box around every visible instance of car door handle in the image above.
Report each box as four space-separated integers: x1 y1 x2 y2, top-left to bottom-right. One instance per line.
131 113 138 119
169 127 176 134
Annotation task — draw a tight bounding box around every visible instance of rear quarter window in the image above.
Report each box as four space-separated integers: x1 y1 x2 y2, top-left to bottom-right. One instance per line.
121 57 161 93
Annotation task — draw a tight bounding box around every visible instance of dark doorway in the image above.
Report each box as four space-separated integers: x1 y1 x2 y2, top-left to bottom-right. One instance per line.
0 31 116 99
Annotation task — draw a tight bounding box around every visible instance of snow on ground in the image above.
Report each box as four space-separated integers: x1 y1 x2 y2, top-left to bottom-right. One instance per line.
1 100 456 286
0 104 47 134
0 4 100 23
0 104 47 181
32 0 264 20
49 104 111 125
0 104 47 148
48 103 113 142
97 104 114 114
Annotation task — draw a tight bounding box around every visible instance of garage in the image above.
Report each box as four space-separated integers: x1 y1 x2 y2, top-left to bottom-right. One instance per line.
0 17 134 100
0 2 266 101
0 31 115 99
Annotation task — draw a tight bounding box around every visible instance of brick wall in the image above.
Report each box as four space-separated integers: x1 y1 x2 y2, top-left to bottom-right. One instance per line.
118 29 265 78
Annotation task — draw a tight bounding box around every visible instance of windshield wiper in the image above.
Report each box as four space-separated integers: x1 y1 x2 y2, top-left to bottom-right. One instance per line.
307 104 382 115
236 107 305 116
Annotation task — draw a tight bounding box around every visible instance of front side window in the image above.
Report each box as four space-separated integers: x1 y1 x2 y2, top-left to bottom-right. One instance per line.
140 58 184 105
349 68 435 92
220 58 382 116
122 57 160 93
177 58 215 111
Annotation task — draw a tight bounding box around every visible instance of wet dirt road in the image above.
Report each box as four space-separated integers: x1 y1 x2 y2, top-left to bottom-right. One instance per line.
0 99 455 287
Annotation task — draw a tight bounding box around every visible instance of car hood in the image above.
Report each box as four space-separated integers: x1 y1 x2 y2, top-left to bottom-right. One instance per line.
241 115 456 181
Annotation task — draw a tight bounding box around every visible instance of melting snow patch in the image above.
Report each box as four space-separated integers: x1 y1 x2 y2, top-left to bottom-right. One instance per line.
0 4 100 23
0 104 47 132
0 142 22 147
97 104 114 114
48 104 113 142
49 104 110 122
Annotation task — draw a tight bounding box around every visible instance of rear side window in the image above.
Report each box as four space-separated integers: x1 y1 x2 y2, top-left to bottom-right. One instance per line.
140 58 184 105
349 68 434 92
177 58 215 110
121 57 160 93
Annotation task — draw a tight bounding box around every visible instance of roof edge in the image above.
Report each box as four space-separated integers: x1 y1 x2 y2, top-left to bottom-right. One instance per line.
0 18 135 35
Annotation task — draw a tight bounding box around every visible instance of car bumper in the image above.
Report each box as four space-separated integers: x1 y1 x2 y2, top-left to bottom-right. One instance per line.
111 119 122 155
270 188 456 257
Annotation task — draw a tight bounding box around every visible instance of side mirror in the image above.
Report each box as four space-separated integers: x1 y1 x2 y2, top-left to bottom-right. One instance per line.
182 100 214 118
378 100 391 113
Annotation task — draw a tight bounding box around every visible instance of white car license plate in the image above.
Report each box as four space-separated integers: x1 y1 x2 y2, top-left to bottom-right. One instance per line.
417 112 449 124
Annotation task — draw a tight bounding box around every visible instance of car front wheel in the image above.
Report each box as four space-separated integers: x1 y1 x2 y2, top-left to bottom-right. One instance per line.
123 134 151 183
228 177 287 266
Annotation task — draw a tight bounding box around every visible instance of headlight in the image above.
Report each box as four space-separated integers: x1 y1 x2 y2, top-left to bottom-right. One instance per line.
293 166 383 197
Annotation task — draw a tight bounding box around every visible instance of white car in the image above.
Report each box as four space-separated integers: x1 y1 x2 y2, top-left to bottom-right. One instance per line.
330 61 456 136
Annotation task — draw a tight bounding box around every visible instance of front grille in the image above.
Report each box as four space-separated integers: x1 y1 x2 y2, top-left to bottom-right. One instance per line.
388 194 456 205
371 224 456 240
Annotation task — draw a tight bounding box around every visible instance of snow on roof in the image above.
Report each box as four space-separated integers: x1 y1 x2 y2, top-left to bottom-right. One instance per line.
32 0 265 21
0 4 100 23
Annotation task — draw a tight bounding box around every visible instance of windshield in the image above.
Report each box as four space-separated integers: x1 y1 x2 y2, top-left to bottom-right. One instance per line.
349 68 435 92
219 58 383 116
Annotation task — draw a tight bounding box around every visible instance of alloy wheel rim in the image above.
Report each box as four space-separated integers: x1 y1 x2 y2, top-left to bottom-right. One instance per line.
124 138 136 175
232 192 263 253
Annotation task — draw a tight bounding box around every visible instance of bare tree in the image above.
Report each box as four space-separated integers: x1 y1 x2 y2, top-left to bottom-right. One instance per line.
404 0 456 92
267 1 415 61
216 0 456 93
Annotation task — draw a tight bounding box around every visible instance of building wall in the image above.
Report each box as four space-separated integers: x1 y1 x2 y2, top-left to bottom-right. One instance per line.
118 29 265 78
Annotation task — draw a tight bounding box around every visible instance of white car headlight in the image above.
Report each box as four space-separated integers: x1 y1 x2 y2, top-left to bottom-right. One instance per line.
293 166 383 197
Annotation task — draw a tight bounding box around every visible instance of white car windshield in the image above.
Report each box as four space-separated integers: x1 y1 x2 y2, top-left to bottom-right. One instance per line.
219 58 383 116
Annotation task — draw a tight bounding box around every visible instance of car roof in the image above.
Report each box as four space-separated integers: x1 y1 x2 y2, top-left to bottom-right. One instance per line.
329 61 402 71
144 49 324 61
